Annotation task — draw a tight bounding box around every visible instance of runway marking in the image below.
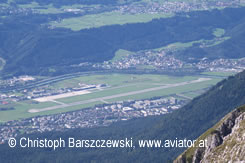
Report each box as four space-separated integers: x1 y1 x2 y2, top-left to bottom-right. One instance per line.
33 90 91 102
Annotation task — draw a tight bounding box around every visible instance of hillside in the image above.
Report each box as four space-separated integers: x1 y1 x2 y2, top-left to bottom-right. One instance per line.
1 72 245 162
1 7 245 76
175 105 245 163
176 14 245 62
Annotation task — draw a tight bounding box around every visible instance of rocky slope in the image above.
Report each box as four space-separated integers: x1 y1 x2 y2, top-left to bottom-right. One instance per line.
175 105 245 163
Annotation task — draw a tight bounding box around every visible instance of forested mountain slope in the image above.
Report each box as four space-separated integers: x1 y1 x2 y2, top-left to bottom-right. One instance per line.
1 7 245 76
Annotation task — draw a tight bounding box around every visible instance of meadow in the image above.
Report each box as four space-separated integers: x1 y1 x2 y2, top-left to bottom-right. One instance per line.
50 12 174 31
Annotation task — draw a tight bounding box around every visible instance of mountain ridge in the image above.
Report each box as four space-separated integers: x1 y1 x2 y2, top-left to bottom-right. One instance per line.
175 105 245 163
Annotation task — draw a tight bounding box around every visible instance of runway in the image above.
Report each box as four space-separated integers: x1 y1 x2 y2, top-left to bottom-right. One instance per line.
28 78 211 113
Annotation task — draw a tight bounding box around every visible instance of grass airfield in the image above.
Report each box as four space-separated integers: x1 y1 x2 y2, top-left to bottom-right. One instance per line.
0 73 222 122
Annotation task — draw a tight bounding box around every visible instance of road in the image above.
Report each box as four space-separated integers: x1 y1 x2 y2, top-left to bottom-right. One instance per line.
28 78 211 113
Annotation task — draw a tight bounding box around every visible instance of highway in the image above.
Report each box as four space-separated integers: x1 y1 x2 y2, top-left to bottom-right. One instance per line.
29 78 211 113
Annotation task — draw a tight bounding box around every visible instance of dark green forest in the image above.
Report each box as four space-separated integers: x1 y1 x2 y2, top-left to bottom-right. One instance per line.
1 71 245 163
176 14 245 62
1 7 245 76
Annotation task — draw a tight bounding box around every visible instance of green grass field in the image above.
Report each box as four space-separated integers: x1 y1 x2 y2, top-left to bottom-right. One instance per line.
213 28 225 37
154 40 204 52
0 101 57 122
50 12 174 31
181 91 202 99
106 78 220 102
0 73 224 122
201 71 236 77
110 49 135 62
153 35 231 52
52 73 197 89
0 101 102 122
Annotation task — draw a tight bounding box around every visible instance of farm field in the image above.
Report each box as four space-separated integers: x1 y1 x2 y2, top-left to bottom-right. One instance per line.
0 73 223 122
50 12 174 31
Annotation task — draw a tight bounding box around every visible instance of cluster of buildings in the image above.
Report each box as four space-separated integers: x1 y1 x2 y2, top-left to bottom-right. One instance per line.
93 48 245 73
1 0 243 18
0 96 187 144
0 78 103 105
115 0 242 15
195 58 245 73
0 5 32 16
0 76 36 104
94 51 183 70
0 75 35 87
62 5 103 14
